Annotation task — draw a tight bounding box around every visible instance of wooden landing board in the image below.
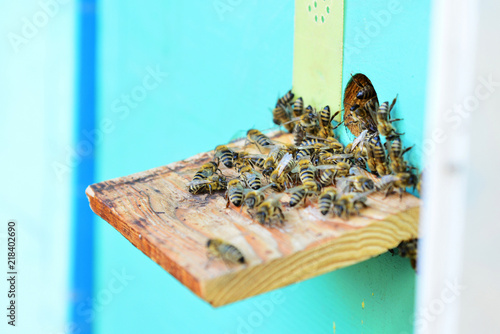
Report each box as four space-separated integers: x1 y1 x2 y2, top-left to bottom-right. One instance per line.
86 132 420 307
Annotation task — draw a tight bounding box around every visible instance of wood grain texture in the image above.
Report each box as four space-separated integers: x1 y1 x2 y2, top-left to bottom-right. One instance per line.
86 132 420 307
343 73 378 136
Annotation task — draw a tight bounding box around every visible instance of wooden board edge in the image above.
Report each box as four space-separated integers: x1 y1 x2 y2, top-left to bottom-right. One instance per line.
203 206 419 307
85 185 206 299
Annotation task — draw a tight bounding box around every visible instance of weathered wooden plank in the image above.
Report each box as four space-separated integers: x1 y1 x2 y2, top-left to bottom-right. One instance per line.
86 132 420 306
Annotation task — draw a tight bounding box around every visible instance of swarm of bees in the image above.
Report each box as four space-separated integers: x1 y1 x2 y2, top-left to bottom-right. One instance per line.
188 80 421 270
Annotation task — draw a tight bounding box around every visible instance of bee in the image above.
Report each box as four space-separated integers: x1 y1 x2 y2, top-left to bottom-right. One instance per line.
214 145 236 169
356 83 376 100
206 238 245 265
296 138 322 159
388 137 413 173
239 165 262 190
284 106 320 136
296 159 316 184
247 129 273 150
241 183 274 212
225 179 245 208
270 153 296 191
333 192 369 220
286 181 322 207
318 106 342 138
391 239 418 270
376 96 404 139
272 103 293 132
293 123 306 146
255 196 285 227
188 174 227 195
350 103 378 134
192 161 220 182
318 187 337 215
366 136 391 176
376 172 419 198
277 89 294 106
316 160 352 186
292 97 304 118
347 167 375 192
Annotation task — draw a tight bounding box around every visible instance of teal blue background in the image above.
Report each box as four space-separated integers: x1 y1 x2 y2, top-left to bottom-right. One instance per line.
94 1 430 333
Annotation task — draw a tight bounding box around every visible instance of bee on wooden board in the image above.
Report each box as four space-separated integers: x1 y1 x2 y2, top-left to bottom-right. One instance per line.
206 238 245 266
255 196 285 227
269 153 296 192
192 161 221 182
241 183 274 213
188 174 227 195
347 166 375 193
318 187 338 215
214 145 236 169
283 106 320 136
332 192 369 220
318 106 342 138
376 172 419 199
247 129 273 151
285 181 322 207
225 179 245 208
238 165 263 190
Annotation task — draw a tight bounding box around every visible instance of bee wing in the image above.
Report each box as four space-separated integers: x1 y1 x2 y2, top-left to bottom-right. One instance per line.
282 116 302 125
351 130 368 151
349 166 363 175
243 154 268 159
352 190 374 202
389 95 398 115
285 185 306 193
376 174 399 189
305 134 338 143
316 164 339 170
267 144 284 160
277 153 293 176
336 177 351 195
258 183 274 192
187 179 211 186
324 154 354 160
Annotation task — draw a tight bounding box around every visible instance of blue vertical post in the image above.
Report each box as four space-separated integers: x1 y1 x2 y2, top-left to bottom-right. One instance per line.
72 0 97 333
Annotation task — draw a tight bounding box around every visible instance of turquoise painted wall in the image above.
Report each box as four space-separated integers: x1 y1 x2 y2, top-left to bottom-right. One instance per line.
95 1 430 333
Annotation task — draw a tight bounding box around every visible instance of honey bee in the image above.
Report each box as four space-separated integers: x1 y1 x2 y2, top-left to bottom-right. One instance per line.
206 238 245 265
388 137 413 173
376 172 419 198
356 84 376 100
284 106 320 136
376 96 404 139
315 160 352 186
393 239 418 270
270 153 296 191
225 179 245 208
241 183 274 212
318 187 338 215
350 103 378 134
296 159 316 184
239 165 262 190
318 106 343 138
347 167 375 192
272 103 293 132
214 145 236 168
292 97 304 118
285 181 322 207
188 174 227 195
365 136 391 176
277 89 294 106
333 192 369 220
293 123 306 146
255 196 285 227
192 161 220 181
247 129 273 150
